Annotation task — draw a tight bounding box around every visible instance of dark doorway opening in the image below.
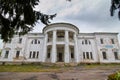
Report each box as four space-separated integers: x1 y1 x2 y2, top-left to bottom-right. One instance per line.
58 53 63 62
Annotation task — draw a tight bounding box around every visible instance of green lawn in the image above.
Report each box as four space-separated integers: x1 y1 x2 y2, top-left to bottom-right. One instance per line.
0 64 120 72
0 65 63 72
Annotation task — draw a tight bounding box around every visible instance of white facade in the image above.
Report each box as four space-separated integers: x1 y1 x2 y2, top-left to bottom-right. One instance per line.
0 23 120 63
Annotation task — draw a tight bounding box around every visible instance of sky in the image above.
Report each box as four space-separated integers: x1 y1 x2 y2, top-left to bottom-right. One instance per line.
0 0 120 49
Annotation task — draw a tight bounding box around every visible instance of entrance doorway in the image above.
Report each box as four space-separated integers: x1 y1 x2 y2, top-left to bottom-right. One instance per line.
58 53 63 62
57 45 64 62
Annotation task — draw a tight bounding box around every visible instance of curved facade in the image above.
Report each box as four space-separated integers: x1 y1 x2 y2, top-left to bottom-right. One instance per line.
43 23 79 63
0 23 120 63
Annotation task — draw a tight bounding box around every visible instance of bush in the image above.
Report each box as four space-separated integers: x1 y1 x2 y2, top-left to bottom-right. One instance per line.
108 72 120 80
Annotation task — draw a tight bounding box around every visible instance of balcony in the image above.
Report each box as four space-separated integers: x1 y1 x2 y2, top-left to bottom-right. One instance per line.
57 38 64 42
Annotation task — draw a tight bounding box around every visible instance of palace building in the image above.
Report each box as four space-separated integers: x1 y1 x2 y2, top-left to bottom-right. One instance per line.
0 23 120 63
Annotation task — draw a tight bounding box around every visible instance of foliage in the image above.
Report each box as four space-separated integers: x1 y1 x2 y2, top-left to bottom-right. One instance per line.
108 72 120 80
110 0 120 19
0 0 56 42
0 50 1 56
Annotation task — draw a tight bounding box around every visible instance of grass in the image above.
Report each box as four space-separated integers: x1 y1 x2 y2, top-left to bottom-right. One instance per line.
0 64 63 72
0 63 120 72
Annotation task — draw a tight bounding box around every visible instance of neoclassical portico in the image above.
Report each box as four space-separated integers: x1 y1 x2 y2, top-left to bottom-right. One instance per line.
43 23 79 63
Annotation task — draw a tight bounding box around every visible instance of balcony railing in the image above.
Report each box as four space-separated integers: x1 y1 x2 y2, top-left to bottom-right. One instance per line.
47 38 74 42
57 38 64 41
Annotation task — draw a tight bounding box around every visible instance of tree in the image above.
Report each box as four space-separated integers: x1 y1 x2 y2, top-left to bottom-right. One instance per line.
110 0 120 19
0 0 56 42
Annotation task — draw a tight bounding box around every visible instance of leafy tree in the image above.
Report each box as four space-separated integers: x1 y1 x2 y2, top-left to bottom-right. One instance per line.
0 0 56 42
110 0 120 19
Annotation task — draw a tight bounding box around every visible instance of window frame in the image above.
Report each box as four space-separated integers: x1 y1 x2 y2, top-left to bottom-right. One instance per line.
102 51 107 60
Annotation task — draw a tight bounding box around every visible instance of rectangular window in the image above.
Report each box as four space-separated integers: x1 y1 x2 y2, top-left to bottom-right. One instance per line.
35 39 37 44
100 39 103 44
114 52 118 60
16 51 20 58
83 52 85 59
19 38 22 44
36 51 39 58
33 51 36 58
29 51 32 58
102 51 107 59
71 53 74 58
90 52 93 59
111 39 115 44
86 52 89 59
4 51 9 58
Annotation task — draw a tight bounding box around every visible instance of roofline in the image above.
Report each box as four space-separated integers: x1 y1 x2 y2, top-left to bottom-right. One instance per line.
43 22 79 33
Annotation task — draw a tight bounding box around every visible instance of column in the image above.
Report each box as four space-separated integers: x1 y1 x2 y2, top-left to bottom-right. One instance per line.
64 30 70 63
51 30 57 63
42 33 48 62
74 33 79 63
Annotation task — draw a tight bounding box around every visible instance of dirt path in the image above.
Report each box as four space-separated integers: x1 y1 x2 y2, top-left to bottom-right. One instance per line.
0 67 119 80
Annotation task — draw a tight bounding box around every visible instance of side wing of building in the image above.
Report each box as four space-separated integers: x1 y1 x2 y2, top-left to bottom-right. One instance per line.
77 32 120 63
0 33 45 62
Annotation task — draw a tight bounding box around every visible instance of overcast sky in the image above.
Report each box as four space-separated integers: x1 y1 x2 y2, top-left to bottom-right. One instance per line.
0 0 120 49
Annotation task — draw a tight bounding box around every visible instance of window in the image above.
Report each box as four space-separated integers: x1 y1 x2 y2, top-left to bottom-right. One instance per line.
4 51 9 58
114 52 118 60
83 52 93 59
47 53 50 58
38 41 40 44
89 41 91 44
86 52 89 59
29 51 39 59
29 51 32 58
82 41 84 45
100 39 103 44
35 39 37 44
102 51 107 59
36 51 39 58
71 53 74 58
16 51 20 58
19 38 22 44
31 41 33 44
111 39 115 44
90 52 93 59
31 39 40 44
85 40 88 44
83 52 85 59
33 51 36 58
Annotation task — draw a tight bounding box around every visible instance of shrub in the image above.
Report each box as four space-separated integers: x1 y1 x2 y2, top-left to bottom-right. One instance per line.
108 72 120 80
